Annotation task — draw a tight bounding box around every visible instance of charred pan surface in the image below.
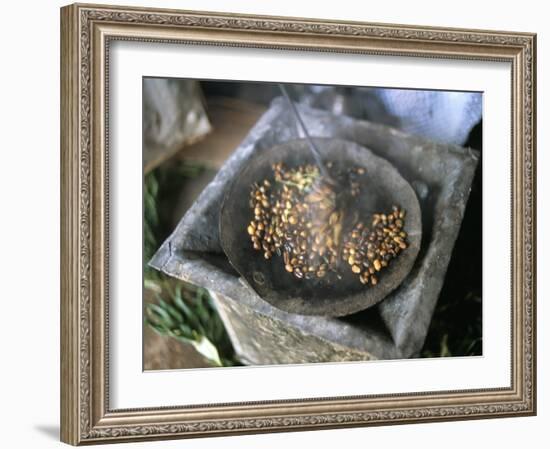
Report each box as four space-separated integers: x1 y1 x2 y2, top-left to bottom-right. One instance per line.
220 138 422 316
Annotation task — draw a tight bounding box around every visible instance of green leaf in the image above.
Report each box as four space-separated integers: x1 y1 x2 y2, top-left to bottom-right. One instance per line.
146 303 174 328
194 299 211 326
440 334 452 357
178 323 194 339
173 294 205 334
190 336 222 366
158 298 184 323
144 279 162 293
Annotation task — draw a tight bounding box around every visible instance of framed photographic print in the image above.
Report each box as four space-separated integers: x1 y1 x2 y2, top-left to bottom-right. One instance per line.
60 3 537 445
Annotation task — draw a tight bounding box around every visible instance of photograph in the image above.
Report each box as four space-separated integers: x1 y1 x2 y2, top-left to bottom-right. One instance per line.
58 3 536 444
143 79 483 370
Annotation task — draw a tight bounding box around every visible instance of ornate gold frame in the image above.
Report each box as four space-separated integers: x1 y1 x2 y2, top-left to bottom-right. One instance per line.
60 3 536 445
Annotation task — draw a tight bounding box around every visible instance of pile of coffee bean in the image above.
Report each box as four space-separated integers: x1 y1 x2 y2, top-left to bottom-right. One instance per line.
247 163 340 280
247 162 408 286
341 206 408 286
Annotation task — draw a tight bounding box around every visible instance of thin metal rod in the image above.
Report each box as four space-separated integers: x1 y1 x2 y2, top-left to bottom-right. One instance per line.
278 84 331 179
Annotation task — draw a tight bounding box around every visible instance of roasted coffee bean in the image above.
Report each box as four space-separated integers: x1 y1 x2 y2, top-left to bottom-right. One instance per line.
248 163 408 285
